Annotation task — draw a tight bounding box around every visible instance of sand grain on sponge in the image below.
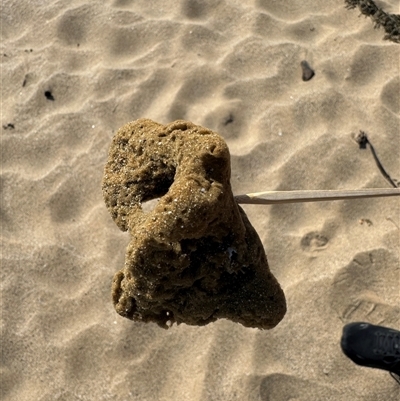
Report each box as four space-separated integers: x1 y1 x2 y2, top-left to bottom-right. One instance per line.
2 0 399 400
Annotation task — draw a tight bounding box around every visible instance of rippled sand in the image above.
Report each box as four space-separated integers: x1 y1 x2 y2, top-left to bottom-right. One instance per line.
2 0 399 400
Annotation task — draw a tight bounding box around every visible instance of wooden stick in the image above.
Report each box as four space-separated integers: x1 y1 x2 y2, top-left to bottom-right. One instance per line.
234 188 400 205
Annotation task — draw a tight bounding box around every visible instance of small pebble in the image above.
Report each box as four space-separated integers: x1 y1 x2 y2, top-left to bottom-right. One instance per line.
300 60 315 81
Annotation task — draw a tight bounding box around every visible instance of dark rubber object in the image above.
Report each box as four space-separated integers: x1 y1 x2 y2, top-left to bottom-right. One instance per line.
341 322 400 375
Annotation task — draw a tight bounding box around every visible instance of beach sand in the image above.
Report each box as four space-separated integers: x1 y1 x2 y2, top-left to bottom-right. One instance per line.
2 0 399 400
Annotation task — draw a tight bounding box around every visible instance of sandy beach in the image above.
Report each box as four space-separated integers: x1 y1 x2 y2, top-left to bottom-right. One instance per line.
2 0 399 400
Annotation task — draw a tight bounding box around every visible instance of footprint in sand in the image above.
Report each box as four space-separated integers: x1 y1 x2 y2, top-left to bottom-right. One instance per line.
300 231 329 253
256 373 356 401
330 248 399 325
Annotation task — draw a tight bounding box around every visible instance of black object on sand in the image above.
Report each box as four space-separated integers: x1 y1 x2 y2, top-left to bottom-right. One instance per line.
300 60 315 81
341 322 400 381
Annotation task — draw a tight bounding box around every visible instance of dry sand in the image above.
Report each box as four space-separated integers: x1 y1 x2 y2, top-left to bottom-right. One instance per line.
1 0 399 400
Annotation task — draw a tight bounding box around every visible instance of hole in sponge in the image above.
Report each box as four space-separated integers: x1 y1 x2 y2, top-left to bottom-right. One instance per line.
140 166 176 211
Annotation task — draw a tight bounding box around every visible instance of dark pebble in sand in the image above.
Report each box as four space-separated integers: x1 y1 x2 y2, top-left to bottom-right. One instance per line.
300 60 315 81
45 91 55 101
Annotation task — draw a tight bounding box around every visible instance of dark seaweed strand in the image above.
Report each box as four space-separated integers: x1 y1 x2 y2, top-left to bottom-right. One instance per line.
345 0 400 43
356 131 398 188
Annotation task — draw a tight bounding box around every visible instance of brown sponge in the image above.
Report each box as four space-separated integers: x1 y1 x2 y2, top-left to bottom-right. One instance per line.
102 119 286 329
